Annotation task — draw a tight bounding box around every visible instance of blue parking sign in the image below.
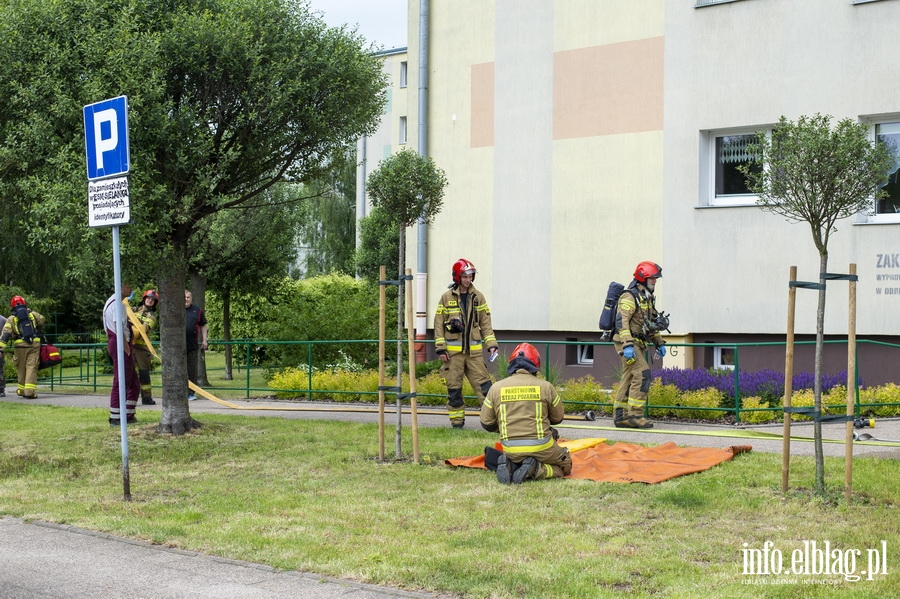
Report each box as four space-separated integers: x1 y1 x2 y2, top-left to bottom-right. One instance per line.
84 96 130 180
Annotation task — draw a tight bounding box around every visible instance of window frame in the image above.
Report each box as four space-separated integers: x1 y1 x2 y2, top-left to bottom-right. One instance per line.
701 126 771 207
863 115 900 224
399 61 408 88
576 344 593 365
713 346 735 371
399 116 408 145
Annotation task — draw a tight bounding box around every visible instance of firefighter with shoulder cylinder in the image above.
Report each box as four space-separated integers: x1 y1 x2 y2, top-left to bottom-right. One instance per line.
434 258 499 428
0 295 46 399
480 343 572 484
612 261 668 429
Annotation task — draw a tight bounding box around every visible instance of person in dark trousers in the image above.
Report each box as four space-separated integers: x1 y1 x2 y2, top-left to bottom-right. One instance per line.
103 285 140 425
184 290 208 400
480 343 571 484
433 258 498 428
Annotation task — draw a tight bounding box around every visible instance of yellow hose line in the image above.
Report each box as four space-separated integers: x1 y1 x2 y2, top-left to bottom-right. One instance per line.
117 306 900 447
557 423 900 447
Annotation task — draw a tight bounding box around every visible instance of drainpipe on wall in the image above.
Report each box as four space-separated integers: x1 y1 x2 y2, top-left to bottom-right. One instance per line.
357 134 367 254
415 0 430 363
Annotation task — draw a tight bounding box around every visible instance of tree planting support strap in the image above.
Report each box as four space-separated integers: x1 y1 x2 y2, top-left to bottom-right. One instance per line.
789 273 858 290
378 274 414 287
783 406 856 424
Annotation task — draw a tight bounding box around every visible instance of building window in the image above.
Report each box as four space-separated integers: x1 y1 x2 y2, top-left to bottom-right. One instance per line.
399 116 407 145
399 61 408 88
875 122 900 215
714 347 735 370
576 344 593 365
703 128 767 207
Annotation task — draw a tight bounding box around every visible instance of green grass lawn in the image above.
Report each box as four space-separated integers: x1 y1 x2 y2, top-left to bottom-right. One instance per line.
0 402 896 598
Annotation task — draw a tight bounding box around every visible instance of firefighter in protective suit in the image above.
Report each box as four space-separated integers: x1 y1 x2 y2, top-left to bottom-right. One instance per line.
434 258 498 428
133 289 158 405
480 343 572 484
612 261 666 429
0 295 46 399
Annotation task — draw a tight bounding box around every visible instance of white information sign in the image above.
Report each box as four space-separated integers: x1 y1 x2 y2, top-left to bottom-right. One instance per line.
88 176 131 227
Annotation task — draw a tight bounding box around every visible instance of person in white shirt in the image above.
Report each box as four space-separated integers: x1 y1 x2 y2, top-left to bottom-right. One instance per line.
103 284 140 426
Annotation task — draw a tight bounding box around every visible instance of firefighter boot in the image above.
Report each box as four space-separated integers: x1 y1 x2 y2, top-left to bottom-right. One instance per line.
613 407 627 428
496 454 515 484
621 405 653 429
512 457 540 484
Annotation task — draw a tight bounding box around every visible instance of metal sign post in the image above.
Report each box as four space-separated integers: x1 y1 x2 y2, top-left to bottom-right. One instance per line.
84 95 132 501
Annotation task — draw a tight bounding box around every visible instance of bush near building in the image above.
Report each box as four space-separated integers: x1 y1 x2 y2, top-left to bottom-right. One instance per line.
268 365 900 422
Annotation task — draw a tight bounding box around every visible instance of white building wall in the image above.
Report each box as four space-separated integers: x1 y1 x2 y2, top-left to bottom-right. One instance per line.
664 0 900 338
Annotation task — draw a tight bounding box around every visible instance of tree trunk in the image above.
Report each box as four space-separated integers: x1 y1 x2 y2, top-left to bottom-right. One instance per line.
157 246 201 434
814 252 828 494
395 230 405 459
190 272 210 387
223 289 233 380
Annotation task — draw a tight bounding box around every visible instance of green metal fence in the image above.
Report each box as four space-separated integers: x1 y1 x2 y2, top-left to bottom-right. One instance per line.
37 338 900 423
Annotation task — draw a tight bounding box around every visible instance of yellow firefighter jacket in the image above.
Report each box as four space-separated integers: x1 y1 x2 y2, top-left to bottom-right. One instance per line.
480 369 564 454
0 309 45 349
133 305 156 348
613 282 664 351
433 284 498 356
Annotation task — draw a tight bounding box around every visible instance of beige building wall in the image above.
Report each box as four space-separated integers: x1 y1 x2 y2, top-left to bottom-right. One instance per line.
409 0 666 333
357 48 408 241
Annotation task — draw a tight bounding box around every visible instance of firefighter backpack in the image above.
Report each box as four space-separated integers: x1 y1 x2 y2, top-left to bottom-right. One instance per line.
598 282 637 342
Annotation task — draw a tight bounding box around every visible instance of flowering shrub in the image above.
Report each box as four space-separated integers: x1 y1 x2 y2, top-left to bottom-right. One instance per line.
656 367 860 404
648 381 682 417
266 366 896 421
269 366 473 406
859 383 900 417
558 375 609 412
740 396 777 424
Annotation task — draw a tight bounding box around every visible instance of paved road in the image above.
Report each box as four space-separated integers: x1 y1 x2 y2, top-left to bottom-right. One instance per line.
2 391 898 598
0 517 442 599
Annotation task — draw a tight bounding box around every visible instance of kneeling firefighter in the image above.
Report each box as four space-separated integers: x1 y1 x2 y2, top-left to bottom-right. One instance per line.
480 343 572 484
612 261 668 429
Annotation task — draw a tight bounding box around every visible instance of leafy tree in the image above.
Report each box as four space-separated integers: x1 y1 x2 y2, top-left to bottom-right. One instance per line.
0 0 386 434
365 148 447 457
741 114 893 494
354 205 401 282
295 145 359 277
190 184 304 379
205 274 380 370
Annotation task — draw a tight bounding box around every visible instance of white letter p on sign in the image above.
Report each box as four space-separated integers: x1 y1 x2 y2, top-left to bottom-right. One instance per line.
93 108 118 170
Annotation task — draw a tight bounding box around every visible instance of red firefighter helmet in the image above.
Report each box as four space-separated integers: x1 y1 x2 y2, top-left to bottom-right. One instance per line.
451 258 477 285
633 261 663 283
510 343 541 370
10 295 26 309
142 289 159 303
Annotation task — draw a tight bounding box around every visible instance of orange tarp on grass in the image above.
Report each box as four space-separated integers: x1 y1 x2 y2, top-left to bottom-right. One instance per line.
446 440 752 484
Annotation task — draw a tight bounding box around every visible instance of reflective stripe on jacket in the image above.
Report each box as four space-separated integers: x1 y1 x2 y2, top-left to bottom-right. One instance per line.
480 370 563 451
434 284 498 355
